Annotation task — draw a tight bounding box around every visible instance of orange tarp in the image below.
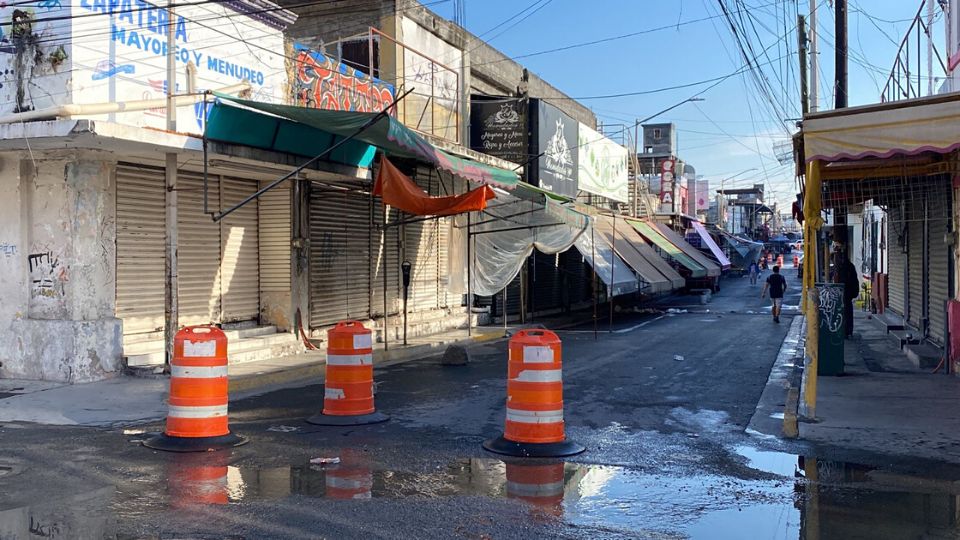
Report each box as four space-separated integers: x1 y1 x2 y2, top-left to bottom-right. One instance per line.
374 157 495 216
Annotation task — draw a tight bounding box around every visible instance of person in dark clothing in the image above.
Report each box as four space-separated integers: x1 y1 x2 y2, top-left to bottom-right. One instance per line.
761 265 787 323
837 254 860 337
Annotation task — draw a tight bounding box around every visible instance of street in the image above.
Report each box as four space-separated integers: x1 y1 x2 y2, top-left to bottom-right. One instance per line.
5 272 958 539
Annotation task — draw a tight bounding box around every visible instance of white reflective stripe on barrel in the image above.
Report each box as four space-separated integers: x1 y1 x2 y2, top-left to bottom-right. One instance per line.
167 404 228 418
170 365 228 379
507 481 565 497
353 334 373 349
506 408 563 424
326 354 373 366
325 388 346 400
521 346 555 364
513 369 562 383
183 339 217 357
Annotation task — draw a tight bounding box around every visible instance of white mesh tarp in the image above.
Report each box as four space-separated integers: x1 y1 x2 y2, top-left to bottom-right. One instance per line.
458 192 589 297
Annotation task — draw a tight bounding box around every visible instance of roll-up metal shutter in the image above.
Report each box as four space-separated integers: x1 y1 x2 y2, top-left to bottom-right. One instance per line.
560 248 592 308
309 185 373 328
908 203 924 330
116 164 166 337
887 206 906 316
493 273 523 319
928 188 952 345
402 166 445 313
372 202 401 318
258 182 291 296
529 251 563 313
219 177 260 322
178 173 222 327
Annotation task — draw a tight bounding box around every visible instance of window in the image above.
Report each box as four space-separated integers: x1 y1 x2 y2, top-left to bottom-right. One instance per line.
653 128 662 139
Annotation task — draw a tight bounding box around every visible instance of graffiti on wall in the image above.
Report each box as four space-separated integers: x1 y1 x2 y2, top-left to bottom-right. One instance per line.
28 250 67 298
293 45 395 114
0 243 16 257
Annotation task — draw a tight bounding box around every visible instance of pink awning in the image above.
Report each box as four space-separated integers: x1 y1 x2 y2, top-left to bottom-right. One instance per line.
690 221 730 270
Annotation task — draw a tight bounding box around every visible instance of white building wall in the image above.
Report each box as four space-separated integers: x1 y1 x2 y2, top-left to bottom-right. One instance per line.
0 152 121 382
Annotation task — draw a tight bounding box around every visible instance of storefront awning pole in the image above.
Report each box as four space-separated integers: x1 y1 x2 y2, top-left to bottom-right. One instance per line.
592 223 598 341
610 216 617 333
467 211 472 337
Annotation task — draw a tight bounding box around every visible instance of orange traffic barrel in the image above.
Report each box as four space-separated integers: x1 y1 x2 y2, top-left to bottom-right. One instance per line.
483 329 584 457
506 463 565 517
144 326 247 452
167 451 230 507
793 254 799 267
777 254 784 267
307 321 388 426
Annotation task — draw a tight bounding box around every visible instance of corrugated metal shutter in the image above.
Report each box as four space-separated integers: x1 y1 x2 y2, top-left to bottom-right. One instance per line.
529 251 562 313
492 273 523 319
177 173 222 327
888 206 906 316
928 189 951 345
560 248 593 308
219 177 260 322
116 164 166 337
908 203 924 329
372 203 401 318
403 166 445 313
309 185 373 328
258 182 291 295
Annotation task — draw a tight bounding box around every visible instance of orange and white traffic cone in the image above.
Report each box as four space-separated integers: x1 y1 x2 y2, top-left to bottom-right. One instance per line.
483 329 584 457
307 321 388 426
793 254 799 267
777 254 784 267
144 326 247 452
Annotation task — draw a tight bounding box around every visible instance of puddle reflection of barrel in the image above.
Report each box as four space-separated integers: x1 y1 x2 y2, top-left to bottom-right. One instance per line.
167 451 230 506
505 463 565 516
324 451 372 500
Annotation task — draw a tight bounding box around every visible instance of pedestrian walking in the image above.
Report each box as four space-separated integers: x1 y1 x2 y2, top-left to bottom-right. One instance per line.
748 260 760 285
760 265 787 323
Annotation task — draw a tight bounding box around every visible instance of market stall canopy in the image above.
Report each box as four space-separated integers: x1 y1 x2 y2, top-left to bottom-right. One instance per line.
688 221 731 270
574 220 639 297
594 216 680 293
720 231 763 269
374 157 494 216
803 93 960 164
654 222 721 277
206 94 519 188
627 219 707 278
466 187 589 297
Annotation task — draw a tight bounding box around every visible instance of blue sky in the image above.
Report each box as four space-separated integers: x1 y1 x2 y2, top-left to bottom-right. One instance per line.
431 0 943 209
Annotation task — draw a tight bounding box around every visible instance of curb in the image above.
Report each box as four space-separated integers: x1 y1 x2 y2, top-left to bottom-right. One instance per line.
746 315 805 439
783 316 806 439
228 330 508 396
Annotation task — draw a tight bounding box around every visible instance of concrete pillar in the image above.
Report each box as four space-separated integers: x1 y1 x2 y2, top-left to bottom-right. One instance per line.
0 153 121 382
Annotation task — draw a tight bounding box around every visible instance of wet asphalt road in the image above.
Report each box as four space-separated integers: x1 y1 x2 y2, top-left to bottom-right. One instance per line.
5 271 960 539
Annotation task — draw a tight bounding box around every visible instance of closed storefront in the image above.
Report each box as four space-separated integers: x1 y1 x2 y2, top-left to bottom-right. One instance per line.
907 210 924 330
258 182 292 328
927 185 952 345
116 164 166 338
116 166 267 337
887 205 907 316
309 184 374 328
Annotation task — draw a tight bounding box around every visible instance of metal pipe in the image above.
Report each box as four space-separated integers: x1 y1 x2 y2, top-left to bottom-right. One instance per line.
467 211 473 337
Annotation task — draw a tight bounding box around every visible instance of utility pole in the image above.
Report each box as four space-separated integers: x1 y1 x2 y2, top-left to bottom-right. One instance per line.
835 0 848 109
164 0 178 367
927 0 935 96
810 0 819 112
798 15 809 115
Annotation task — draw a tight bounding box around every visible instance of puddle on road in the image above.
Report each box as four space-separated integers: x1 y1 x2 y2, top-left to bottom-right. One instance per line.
144 447 960 539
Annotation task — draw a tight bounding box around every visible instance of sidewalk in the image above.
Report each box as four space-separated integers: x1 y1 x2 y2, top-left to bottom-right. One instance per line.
795 310 960 465
0 325 505 428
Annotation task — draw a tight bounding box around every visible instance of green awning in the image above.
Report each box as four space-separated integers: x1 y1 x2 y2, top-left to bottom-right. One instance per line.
205 95 519 189
627 219 707 278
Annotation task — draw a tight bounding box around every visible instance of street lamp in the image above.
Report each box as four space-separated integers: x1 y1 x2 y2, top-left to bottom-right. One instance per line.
719 168 758 233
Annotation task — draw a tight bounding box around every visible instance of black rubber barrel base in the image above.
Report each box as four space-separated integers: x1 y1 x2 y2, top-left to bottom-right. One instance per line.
306 410 389 426
482 435 586 458
142 432 248 453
